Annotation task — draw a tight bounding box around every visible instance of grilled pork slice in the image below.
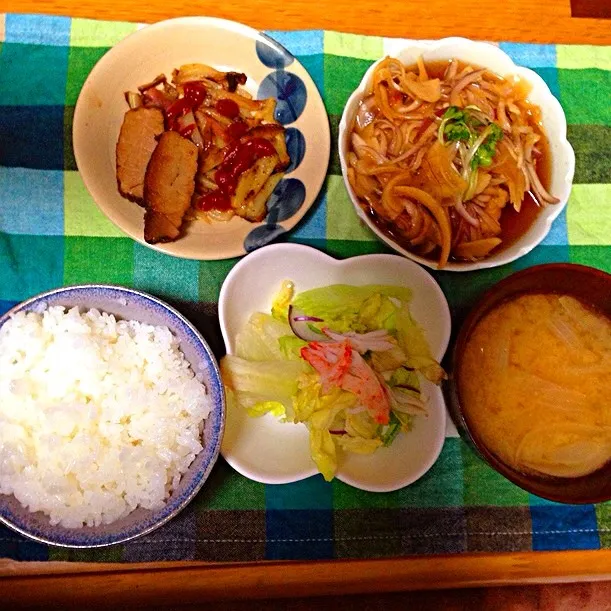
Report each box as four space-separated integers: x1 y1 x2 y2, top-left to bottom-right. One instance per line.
143 131 198 244
116 107 165 203
142 209 181 243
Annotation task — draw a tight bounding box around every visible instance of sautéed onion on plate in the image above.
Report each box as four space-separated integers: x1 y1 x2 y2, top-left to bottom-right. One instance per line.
346 57 560 268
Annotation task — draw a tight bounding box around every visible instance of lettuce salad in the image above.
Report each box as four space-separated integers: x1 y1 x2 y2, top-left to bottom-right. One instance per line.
220 282 446 481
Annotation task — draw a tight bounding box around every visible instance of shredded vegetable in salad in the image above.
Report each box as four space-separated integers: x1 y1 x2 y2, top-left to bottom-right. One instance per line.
220 282 446 481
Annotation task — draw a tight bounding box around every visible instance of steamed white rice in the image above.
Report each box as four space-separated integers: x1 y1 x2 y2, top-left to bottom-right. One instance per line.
0 305 210 528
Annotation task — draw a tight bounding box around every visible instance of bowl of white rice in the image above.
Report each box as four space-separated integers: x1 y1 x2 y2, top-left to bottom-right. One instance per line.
0 285 225 547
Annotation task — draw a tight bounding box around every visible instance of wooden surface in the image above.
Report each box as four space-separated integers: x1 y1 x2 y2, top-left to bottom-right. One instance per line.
571 0 611 19
98 581 611 611
3 550 611 607
5 0 611 44
3 0 611 602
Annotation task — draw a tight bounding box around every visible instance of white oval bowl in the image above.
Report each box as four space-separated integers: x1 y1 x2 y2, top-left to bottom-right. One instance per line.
73 17 330 261
338 37 575 272
218 243 450 492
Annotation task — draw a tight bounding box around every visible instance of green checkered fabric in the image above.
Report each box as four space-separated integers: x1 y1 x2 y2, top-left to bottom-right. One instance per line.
1 14 610 562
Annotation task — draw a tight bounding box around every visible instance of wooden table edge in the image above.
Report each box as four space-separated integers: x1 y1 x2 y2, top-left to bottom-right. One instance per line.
3 550 611 605
4 3 611 44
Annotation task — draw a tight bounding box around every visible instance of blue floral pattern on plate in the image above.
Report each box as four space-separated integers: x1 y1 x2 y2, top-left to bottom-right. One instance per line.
244 30 323 255
258 70 307 125
244 224 287 252
255 35 295 69
266 178 306 223
284 127 306 173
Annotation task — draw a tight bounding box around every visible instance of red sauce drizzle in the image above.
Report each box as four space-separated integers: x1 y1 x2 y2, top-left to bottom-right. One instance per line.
216 98 240 119
195 138 277 212
183 82 207 107
165 82 207 130
224 120 249 141
165 98 191 128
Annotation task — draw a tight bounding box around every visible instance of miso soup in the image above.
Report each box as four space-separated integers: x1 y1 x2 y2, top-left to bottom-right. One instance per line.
459 293 611 478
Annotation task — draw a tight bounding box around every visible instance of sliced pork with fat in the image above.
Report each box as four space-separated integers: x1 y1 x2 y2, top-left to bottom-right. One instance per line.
116 107 164 203
143 131 198 244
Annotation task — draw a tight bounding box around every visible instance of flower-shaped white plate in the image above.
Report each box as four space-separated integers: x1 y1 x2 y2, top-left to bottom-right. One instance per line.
219 243 450 492
74 17 330 260
338 37 575 272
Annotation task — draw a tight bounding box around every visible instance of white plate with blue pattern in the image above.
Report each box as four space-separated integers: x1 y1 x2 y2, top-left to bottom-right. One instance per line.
74 17 330 260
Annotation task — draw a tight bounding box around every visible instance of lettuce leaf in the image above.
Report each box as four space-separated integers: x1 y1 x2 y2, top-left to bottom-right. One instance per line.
225 389 287 422
357 293 397 332
292 284 412 333
310 429 337 482
247 401 287 419
292 373 363 481
309 404 347 431
221 355 310 417
235 312 295 361
389 367 421 391
278 334 308 360
271 279 294 320
345 410 379 440
393 410 413 432
395 304 446 384
292 372 357 424
336 435 382 454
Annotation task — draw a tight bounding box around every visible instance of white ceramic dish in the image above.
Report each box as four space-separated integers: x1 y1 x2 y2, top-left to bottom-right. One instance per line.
74 17 330 260
338 37 575 272
218 243 450 492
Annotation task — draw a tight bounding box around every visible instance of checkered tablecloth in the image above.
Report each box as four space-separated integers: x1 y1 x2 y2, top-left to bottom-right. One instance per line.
1 13 610 563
